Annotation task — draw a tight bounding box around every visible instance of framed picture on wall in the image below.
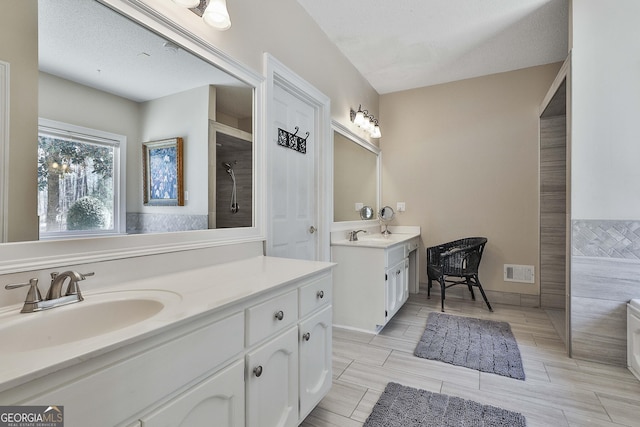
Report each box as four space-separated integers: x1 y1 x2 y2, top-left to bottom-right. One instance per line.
142 137 184 206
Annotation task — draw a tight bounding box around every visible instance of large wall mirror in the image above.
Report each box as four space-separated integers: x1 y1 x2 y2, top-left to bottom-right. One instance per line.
0 0 264 272
332 121 380 223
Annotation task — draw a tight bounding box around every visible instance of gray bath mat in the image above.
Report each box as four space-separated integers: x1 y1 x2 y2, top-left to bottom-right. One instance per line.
414 312 525 380
363 382 526 427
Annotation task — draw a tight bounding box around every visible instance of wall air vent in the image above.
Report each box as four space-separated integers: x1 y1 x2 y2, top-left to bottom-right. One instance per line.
504 264 535 283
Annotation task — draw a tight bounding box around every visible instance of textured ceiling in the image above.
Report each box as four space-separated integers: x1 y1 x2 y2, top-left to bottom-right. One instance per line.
38 0 251 117
296 0 568 94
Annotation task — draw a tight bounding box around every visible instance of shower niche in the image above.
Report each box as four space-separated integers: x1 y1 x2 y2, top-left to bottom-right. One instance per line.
209 122 253 229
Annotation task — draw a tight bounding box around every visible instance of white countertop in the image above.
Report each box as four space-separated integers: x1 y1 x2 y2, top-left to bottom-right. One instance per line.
331 232 421 249
0 256 334 394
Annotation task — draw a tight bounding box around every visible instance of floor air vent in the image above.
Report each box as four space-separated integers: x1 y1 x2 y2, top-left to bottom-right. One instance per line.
504 264 535 283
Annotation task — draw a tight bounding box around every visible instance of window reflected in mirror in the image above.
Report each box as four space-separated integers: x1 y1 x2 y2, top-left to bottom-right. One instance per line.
333 129 379 222
38 119 125 238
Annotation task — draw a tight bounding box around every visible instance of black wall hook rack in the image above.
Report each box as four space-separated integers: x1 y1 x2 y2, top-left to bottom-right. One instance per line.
277 127 308 154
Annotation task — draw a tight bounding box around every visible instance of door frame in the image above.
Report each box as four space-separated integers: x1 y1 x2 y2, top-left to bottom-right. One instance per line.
538 53 572 356
263 53 331 261
0 60 8 242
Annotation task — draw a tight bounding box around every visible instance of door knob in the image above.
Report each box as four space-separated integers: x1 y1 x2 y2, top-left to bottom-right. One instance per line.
309 226 317 234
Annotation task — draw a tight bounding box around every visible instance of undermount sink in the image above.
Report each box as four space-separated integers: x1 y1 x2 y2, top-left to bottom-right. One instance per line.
0 290 181 352
358 234 402 242
360 236 392 242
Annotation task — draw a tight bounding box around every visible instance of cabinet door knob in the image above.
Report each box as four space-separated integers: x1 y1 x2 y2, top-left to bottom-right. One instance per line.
253 366 263 377
316 290 324 299
274 310 284 321
302 332 311 341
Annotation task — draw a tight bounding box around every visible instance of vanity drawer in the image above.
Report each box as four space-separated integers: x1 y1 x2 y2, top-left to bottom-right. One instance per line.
299 273 332 318
386 244 406 267
246 290 298 346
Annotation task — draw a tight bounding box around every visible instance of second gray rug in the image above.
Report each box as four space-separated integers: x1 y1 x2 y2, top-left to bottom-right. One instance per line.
363 382 526 427
414 312 525 380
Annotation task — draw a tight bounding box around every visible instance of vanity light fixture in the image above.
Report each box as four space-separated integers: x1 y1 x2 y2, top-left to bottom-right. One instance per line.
350 105 382 139
172 0 200 7
172 0 232 31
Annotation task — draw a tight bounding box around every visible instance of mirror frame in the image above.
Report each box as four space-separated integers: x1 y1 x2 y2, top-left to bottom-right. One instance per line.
0 0 265 274
330 120 381 233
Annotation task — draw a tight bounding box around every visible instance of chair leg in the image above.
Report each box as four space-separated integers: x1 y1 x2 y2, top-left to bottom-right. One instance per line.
427 278 432 299
439 277 446 312
474 274 493 312
466 277 476 301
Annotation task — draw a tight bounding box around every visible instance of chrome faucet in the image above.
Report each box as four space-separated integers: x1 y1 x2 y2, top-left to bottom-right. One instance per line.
47 271 88 300
348 230 366 241
5 270 94 313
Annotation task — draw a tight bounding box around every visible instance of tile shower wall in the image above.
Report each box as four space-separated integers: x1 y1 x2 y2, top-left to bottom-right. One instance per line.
540 114 567 309
216 146 252 229
571 219 640 365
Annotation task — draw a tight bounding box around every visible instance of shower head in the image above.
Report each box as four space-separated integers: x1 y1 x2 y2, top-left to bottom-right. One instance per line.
222 161 234 175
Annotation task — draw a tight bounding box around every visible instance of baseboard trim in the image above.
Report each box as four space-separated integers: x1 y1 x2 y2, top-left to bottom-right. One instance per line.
420 282 540 308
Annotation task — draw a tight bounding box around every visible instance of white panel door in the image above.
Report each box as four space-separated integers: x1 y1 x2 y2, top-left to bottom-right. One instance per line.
269 83 317 261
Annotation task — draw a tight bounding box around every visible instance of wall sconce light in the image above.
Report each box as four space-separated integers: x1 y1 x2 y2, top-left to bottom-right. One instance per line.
350 105 381 138
172 0 232 31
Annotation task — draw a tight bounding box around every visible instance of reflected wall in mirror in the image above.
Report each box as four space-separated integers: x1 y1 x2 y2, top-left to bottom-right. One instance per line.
333 122 380 222
21 0 254 240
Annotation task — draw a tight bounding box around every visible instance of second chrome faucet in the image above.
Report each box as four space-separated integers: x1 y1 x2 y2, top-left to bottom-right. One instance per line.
348 230 366 241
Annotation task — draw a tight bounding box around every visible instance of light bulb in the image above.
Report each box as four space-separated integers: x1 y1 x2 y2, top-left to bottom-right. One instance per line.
172 0 200 8
372 123 382 138
203 0 231 30
354 107 365 127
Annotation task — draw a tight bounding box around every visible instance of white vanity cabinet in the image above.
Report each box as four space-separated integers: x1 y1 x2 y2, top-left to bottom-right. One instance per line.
0 259 333 427
332 235 419 333
12 311 247 426
140 360 245 427
246 273 333 427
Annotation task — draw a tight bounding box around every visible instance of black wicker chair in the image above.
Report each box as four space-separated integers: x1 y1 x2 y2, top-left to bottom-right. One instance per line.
426 237 493 312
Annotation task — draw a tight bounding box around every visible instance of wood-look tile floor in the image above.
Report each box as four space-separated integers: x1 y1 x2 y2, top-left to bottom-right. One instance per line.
300 291 640 427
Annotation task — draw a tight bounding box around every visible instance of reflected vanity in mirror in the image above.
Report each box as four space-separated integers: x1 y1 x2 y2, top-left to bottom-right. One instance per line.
27 0 255 240
332 122 380 223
